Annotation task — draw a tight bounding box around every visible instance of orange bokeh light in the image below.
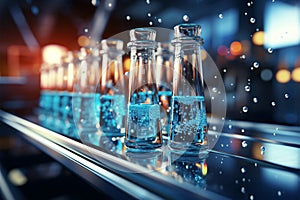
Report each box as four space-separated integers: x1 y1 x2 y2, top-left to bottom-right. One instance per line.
252 31 264 46
77 35 90 47
291 68 300 82
230 41 242 56
276 69 291 83
42 45 67 65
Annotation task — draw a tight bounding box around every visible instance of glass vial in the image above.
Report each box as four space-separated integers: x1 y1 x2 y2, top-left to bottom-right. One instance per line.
156 42 174 139
169 24 208 154
125 28 162 149
99 39 126 136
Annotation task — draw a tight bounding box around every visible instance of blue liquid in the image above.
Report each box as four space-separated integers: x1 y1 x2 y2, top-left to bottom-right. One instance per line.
169 96 208 152
158 90 172 137
126 103 162 149
100 94 126 136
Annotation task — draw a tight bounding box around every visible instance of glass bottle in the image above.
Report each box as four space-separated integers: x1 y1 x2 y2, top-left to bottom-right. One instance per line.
156 42 174 139
125 28 162 149
169 24 208 154
99 39 126 136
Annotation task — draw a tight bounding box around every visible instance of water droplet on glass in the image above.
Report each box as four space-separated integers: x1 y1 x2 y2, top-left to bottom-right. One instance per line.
250 194 254 200
241 167 246 173
250 17 256 23
183 14 190 22
218 13 223 19
254 162 257 167
147 13 151 17
253 97 258 103
157 18 162 23
247 2 251 6
214 75 218 79
241 187 246 194
146 0 150 4
284 93 289 99
221 144 224 147
244 12 248 15
253 61 259 68
229 124 232 129
241 129 245 133
250 67 254 70
212 87 218 93
126 15 131 20
223 68 227 73
260 146 265 155
277 191 282 196
185 165 189 169
212 126 217 131
232 95 236 99
267 48 273 53
84 28 89 33
242 106 249 113
149 21 153 26
271 101 276 106
242 141 248 148
245 85 251 92
240 54 246 59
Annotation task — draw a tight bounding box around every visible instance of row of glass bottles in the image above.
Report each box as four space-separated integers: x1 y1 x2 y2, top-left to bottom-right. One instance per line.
39 23 208 154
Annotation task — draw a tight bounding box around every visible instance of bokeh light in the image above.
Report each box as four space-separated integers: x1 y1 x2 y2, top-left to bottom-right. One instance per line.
252 31 265 46
42 44 67 65
276 69 291 83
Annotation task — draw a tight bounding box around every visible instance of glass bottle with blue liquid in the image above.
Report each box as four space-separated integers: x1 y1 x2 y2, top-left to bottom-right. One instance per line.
169 24 208 154
125 28 162 150
99 39 126 136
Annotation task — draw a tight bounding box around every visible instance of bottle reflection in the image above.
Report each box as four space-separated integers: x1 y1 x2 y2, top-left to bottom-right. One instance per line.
125 149 164 170
167 152 208 188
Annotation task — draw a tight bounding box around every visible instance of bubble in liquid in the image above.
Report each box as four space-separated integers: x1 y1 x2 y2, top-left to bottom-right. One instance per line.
250 17 256 23
284 93 289 99
271 101 276 106
212 87 218 93
157 18 162 23
146 0 150 4
267 48 273 53
149 21 153 25
260 146 265 155
247 2 251 6
241 187 246 194
242 106 249 113
241 167 246 173
253 97 258 103
147 13 151 17
126 15 131 20
218 13 223 19
183 14 190 22
253 61 259 68
250 194 254 200
245 85 251 92
277 191 282 196
242 141 248 148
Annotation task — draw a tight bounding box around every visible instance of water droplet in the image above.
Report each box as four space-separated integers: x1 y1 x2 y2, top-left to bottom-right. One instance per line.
241 167 246 173
229 124 232 129
250 17 256 23
241 187 246 193
221 144 224 147
242 141 248 148
241 129 245 133
157 18 162 23
271 101 276 106
267 48 273 53
250 194 254 200
284 93 289 99
218 13 223 19
212 126 217 131
185 165 189 169
242 106 249 113
244 12 248 15
147 13 151 17
253 61 259 68
149 21 153 26
277 191 282 196
84 28 89 33
146 0 150 4
247 2 251 6
126 15 131 20
245 85 251 92
232 95 236 99
240 54 246 59
214 75 218 79
183 14 190 22
223 68 227 73
253 97 258 103
260 146 265 155
212 87 218 93
254 162 257 167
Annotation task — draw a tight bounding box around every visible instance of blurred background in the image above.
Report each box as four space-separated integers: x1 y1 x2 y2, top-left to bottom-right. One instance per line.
0 0 299 126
